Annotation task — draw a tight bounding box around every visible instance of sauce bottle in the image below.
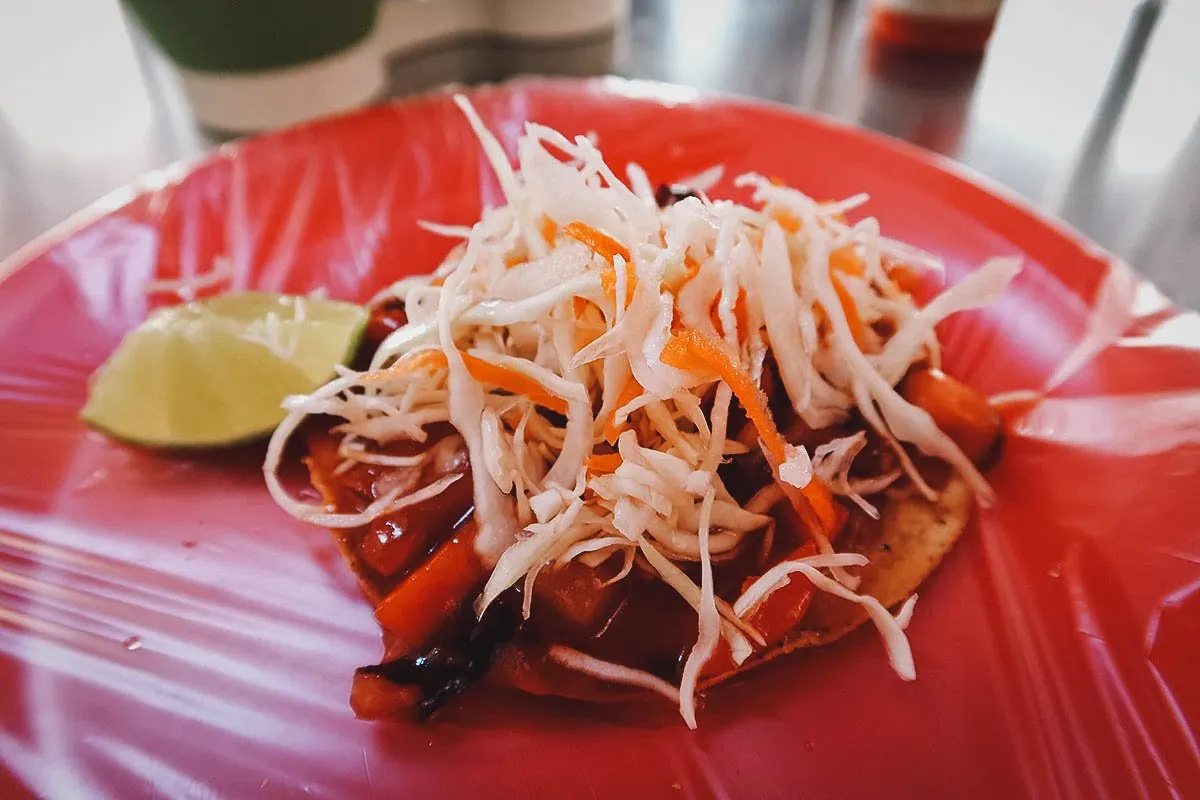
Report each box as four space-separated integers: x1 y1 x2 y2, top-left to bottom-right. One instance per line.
868 0 1003 53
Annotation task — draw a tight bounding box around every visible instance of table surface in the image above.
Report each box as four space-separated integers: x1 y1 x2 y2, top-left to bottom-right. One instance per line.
2 0 1198 306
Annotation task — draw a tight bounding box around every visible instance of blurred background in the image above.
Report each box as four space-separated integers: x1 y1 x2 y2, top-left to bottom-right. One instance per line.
1 0 1196 305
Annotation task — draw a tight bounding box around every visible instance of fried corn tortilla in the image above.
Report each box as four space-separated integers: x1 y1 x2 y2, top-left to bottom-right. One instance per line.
700 474 971 689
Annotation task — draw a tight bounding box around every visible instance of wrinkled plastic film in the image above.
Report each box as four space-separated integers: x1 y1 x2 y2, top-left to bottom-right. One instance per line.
0 78 1197 799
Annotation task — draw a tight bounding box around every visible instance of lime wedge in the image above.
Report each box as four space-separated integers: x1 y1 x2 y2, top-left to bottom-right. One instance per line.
81 292 368 449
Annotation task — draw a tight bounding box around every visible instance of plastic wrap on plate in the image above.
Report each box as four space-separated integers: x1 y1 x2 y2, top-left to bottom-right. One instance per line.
0 78 1196 799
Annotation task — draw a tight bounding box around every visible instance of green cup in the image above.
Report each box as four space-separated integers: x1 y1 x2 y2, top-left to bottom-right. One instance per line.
122 0 383 133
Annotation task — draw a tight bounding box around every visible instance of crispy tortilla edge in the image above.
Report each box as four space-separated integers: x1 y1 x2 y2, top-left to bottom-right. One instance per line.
699 472 973 690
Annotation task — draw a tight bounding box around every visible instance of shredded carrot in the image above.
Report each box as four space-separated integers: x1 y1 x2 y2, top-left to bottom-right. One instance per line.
586 452 623 475
503 252 526 269
830 273 871 352
572 296 589 319
770 208 803 234
374 524 484 652
363 348 568 415
598 262 639 308
813 249 871 352
563 221 631 264
883 258 933 300
615 375 643 409
818 201 849 226
772 201 850 238
573 296 604 349
660 329 837 533
430 276 446 287
829 244 864 277
710 288 749 341
360 348 450 384
539 215 558 247
660 331 782 461
460 352 569 415
603 377 643 444
664 253 703 295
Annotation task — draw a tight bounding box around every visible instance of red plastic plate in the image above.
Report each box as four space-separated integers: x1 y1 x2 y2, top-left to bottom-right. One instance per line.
1 78 1197 799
